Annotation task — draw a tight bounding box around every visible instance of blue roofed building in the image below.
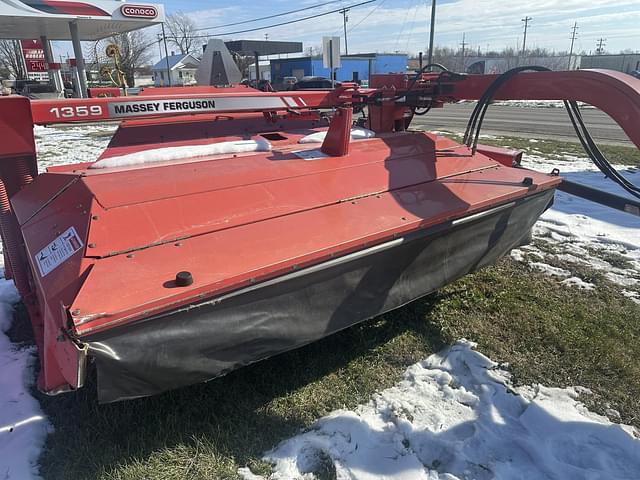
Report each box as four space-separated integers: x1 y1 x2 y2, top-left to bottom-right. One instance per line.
270 53 407 86
152 53 200 87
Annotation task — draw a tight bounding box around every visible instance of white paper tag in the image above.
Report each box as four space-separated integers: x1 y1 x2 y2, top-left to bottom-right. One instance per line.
35 227 83 277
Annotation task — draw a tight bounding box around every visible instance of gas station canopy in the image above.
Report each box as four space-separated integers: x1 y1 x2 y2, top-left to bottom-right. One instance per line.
0 0 165 40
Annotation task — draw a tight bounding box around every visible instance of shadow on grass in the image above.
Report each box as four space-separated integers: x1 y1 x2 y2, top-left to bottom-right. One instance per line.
35 297 445 479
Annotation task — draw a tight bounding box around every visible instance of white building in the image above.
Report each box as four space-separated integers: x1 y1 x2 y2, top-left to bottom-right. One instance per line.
152 53 200 86
248 61 271 81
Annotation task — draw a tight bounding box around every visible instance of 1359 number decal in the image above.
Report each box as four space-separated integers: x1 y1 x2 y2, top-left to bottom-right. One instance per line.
49 105 103 119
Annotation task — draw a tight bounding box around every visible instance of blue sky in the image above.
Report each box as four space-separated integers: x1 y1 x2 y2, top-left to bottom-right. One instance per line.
158 0 639 55
55 0 639 62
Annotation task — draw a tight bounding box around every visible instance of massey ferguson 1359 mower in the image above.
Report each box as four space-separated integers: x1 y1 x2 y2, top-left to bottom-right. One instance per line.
1 67 639 402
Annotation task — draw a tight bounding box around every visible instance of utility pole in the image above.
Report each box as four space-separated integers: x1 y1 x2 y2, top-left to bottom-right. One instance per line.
568 21 578 70
339 8 350 55
596 38 606 55
459 33 467 71
521 16 532 56
156 34 164 77
427 0 436 68
160 22 172 86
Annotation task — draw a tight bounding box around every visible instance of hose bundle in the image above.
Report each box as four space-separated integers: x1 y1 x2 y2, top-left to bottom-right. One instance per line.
462 66 640 200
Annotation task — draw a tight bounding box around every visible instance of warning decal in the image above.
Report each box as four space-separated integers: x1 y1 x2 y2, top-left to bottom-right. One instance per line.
35 227 84 277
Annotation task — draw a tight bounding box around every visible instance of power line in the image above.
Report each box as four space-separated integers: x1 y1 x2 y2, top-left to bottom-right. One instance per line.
404 1 421 53
596 37 606 55
394 0 414 52
189 0 377 39
194 0 348 32
347 0 387 32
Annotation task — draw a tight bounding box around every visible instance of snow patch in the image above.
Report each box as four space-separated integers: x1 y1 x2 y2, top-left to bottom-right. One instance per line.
490 100 595 109
33 124 116 172
561 276 595 290
298 127 376 144
506 151 640 297
622 290 640 304
90 139 272 169
530 262 571 278
0 278 51 480
509 248 525 262
241 341 640 480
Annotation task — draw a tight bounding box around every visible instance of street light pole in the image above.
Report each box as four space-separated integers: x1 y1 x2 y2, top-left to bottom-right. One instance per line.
427 0 436 68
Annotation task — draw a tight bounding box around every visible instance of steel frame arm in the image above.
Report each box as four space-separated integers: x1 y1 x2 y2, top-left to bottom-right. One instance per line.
446 69 640 149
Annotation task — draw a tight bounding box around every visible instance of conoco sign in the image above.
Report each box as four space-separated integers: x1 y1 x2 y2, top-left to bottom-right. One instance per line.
120 5 158 18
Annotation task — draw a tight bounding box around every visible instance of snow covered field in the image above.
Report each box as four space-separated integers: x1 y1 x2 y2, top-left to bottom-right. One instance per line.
1 125 639 479
240 341 640 480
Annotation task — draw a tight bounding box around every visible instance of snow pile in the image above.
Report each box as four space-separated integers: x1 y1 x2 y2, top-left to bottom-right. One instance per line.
240 341 640 480
90 139 272 169
0 278 51 479
298 127 376 144
509 152 640 299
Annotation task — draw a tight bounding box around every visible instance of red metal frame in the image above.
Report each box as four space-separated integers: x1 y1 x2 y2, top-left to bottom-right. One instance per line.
1 69 639 396
29 88 355 125
27 70 640 148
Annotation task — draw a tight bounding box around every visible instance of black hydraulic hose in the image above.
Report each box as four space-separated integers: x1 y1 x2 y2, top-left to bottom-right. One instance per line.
387 63 451 102
565 100 640 197
464 66 640 200
464 66 550 150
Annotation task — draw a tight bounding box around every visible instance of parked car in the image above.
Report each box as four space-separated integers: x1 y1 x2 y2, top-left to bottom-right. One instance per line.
630 70 640 79
282 76 298 90
293 76 338 90
20 82 60 99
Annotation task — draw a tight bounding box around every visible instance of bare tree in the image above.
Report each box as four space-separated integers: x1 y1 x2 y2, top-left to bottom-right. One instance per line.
231 53 254 78
90 30 154 87
0 40 27 79
165 12 197 55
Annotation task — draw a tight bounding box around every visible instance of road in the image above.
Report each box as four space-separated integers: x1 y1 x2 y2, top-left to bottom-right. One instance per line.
410 103 631 146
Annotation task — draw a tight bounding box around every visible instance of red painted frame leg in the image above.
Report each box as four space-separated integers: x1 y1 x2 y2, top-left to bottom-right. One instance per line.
321 107 353 157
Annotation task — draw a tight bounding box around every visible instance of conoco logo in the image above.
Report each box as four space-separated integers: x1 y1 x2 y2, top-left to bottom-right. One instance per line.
120 5 158 18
